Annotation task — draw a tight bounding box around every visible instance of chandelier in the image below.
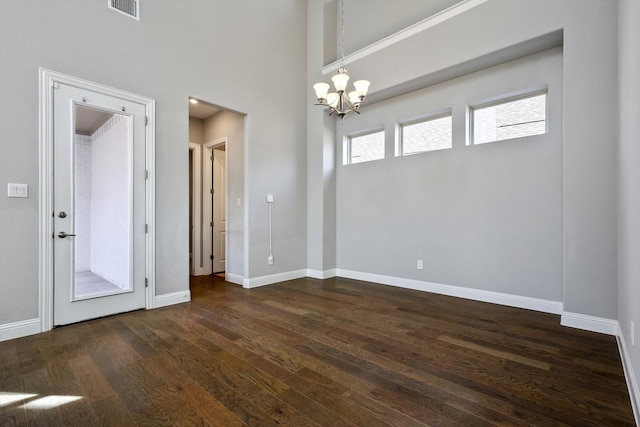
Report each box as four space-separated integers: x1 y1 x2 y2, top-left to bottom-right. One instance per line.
312 0 370 119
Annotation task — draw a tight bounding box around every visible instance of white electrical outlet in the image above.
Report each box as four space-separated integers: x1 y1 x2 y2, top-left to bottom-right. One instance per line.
632 321 635 347
417 259 423 270
268 255 274 265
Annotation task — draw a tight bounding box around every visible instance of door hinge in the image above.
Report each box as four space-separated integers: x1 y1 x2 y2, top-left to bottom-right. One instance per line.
145 224 148 233
145 169 149 180
51 81 59 89
145 116 149 126
210 255 213 260
210 222 213 227
145 278 148 288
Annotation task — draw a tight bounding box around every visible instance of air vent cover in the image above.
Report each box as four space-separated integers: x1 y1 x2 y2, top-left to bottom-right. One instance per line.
108 0 139 21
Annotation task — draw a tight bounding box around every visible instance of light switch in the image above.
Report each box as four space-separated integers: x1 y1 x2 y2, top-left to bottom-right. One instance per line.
266 194 274 203
7 183 28 198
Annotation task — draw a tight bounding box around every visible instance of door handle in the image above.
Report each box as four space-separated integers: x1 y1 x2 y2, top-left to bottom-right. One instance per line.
58 231 76 238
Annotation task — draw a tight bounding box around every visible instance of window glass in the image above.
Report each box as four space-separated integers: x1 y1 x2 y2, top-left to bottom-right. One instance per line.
349 130 384 164
472 92 547 144
401 114 452 155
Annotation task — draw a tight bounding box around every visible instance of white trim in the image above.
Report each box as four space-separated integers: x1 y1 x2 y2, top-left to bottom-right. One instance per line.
203 137 228 276
243 117 250 281
243 269 308 289
335 269 563 314
307 269 337 280
560 311 619 335
39 68 156 324
145 96 156 310
0 318 41 342
617 330 640 426
189 142 204 276
321 0 489 75
154 291 191 308
225 273 244 286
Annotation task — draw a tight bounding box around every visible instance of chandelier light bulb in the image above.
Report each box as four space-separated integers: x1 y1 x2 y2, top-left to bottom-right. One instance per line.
353 80 370 99
331 69 350 92
348 91 360 104
313 82 330 102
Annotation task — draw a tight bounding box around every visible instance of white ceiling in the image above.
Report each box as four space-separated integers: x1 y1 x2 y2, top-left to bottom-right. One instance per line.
189 100 222 120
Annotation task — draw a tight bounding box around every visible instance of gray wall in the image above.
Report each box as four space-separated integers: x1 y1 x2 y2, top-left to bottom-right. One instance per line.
334 0 619 320
189 117 204 144
0 0 308 324
203 110 246 278
618 0 640 407
341 0 461 56
336 48 563 301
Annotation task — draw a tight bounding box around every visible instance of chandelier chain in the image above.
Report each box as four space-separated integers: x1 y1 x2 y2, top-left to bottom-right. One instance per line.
340 0 345 67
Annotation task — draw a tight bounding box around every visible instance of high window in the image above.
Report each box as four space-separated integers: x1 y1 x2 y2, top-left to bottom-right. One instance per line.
346 129 385 165
399 112 452 156
471 91 547 145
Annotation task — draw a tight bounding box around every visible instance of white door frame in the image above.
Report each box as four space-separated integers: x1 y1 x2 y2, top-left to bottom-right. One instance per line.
38 68 156 332
189 142 205 276
203 137 228 276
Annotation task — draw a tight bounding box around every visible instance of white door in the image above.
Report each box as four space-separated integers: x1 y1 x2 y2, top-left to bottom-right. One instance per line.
212 148 226 273
53 83 147 326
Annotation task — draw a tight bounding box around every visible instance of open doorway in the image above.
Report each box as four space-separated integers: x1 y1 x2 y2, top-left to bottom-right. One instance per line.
188 97 245 284
188 142 201 275
204 139 227 276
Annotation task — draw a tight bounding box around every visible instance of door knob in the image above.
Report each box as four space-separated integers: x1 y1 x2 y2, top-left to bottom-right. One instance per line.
58 231 76 238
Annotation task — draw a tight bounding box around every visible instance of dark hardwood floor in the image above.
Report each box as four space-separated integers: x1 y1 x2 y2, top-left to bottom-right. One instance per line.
0 275 635 426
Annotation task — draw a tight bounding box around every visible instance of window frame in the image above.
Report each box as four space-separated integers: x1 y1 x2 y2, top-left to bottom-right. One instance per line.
469 89 548 146
344 127 385 165
397 110 453 157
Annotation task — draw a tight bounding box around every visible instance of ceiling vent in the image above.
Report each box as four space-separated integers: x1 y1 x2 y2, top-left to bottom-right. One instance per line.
108 0 139 21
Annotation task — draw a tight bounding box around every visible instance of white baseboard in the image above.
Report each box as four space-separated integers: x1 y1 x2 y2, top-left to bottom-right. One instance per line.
307 268 337 279
0 318 41 342
225 273 244 286
243 269 308 289
335 269 563 315
154 290 191 308
560 311 619 335
617 330 640 426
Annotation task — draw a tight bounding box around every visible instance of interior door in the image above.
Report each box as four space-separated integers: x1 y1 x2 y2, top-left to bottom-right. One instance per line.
53 83 147 326
212 147 226 273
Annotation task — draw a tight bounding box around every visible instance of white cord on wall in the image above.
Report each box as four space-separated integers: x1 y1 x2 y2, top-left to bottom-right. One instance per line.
267 194 274 264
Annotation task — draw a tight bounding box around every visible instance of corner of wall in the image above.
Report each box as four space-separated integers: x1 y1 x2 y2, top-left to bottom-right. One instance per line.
0 318 41 342
617 327 640 425
154 291 191 308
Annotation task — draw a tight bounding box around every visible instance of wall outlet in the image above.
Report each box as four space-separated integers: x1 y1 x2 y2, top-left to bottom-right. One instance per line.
632 321 635 347
417 259 423 270
268 255 274 265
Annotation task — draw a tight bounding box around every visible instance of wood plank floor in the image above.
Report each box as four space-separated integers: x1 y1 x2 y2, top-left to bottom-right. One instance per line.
0 275 635 426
